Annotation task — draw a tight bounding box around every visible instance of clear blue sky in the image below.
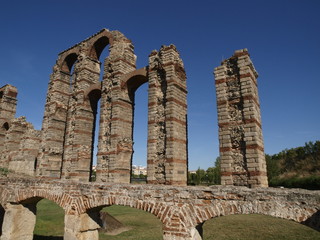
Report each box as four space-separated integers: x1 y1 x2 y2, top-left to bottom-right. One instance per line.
0 0 319 170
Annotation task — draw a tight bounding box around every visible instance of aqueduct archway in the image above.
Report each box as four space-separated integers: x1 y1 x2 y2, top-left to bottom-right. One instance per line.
35 29 188 185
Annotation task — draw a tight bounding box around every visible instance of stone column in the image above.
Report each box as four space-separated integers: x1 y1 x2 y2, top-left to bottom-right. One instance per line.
64 212 101 240
36 62 72 178
147 45 188 186
62 43 101 181
0 85 17 168
214 49 268 188
96 32 136 183
0 203 36 240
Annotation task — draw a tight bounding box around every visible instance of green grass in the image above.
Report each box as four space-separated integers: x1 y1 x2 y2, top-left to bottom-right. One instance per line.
99 205 163 240
34 199 64 237
203 214 320 240
33 199 320 240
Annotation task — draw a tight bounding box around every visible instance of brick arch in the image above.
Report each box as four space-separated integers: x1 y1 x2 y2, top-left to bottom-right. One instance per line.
72 194 171 223
186 200 320 232
120 67 148 101
59 52 78 73
12 188 71 210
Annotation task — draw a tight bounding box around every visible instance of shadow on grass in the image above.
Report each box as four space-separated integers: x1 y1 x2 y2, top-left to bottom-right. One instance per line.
33 235 63 240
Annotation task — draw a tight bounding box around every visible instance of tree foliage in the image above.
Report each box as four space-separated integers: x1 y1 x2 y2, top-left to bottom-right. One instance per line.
188 157 221 185
266 141 320 189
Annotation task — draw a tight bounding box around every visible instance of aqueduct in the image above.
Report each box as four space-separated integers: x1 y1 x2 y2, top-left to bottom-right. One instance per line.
0 29 319 239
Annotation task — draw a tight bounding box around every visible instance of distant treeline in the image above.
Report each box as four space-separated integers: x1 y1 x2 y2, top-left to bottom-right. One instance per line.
189 141 320 189
267 141 320 190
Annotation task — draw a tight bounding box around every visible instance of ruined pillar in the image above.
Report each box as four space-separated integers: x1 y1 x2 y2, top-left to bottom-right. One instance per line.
36 61 72 178
64 212 100 240
0 85 17 168
3 117 40 176
0 203 36 240
147 45 188 186
96 32 136 183
62 42 101 181
214 49 268 188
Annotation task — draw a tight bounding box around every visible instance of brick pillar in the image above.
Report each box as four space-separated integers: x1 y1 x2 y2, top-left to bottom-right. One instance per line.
214 49 268 188
1 203 36 240
0 85 17 168
147 45 188 186
96 32 136 183
62 44 101 181
36 62 72 178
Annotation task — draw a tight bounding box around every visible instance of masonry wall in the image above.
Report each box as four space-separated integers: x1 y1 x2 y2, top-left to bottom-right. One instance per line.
147 45 188 185
214 49 268 188
1 29 188 186
0 85 18 167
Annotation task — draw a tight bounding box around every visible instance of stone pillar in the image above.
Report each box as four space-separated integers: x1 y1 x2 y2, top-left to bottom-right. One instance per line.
96 32 136 183
214 49 268 188
0 203 36 240
147 45 188 186
4 118 40 176
64 212 101 240
163 227 202 240
36 62 72 178
0 85 17 168
62 43 101 181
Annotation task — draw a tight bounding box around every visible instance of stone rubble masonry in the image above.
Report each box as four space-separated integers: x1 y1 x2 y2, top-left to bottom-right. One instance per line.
147 45 188 185
214 49 268 188
0 178 319 240
0 85 40 174
0 29 188 185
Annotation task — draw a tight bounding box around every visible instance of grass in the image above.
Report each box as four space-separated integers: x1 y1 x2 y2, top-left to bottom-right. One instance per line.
203 214 320 240
33 199 320 240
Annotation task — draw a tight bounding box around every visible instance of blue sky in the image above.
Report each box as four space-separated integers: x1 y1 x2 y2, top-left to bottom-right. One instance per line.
0 0 319 170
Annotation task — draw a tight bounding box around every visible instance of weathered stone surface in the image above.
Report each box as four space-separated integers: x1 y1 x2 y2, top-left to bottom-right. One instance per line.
0 29 188 185
0 202 36 240
214 49 268 188
0 178 319 239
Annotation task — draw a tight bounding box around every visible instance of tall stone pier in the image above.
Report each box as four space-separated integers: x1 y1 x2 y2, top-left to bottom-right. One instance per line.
214 49 268 188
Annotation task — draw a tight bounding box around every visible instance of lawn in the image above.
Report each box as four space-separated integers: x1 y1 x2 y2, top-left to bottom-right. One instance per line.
33 199 320 240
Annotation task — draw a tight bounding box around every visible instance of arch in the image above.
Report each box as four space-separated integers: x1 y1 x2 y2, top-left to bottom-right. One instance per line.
60 52 78 73
89 36 110 60
121 67 148 101
1 122 9 131
13 189 69 210
185 200 320 234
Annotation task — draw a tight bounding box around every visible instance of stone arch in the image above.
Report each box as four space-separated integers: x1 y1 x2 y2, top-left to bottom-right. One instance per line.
121 67 148 102
185 200 320 237
60 52 78 73
13 189 69 210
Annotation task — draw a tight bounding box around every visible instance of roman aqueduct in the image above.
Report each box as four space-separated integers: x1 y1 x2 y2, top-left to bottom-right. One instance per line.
0 29 319 239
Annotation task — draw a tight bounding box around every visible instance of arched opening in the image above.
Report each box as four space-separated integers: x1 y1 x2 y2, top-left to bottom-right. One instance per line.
88 89 101 182
90 36 110 60
2 122 9 131
60 53 78 74
98 205 162 239
202 214 320 240
126 73 148 183
0 204 4 236
0 91 3 99
33 198 64 239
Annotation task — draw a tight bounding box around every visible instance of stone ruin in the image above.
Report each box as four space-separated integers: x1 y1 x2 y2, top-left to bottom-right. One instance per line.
0 29 267 188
